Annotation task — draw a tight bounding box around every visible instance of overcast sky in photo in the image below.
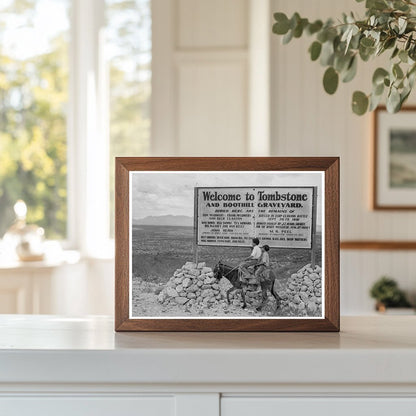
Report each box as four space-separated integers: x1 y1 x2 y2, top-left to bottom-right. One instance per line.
131 171 323 226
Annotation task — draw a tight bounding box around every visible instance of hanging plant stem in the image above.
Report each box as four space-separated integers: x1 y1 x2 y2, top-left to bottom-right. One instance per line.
272 0 416 115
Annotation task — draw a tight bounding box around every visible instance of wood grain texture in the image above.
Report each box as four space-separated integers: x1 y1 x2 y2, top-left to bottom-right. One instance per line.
373 106 416 210
341 241 416 250
115 160 130 330
324 157 340 331
114 157 340 332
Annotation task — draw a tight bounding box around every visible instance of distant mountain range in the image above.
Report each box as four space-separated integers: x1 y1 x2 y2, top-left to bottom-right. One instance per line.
134 215 321 231
134 215 193 227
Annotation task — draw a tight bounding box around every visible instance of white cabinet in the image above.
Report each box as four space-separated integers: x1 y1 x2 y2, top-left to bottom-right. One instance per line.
222 398 416 416
0 261 84 314
0 255 114 315
0 316 416 416
1 397 175 416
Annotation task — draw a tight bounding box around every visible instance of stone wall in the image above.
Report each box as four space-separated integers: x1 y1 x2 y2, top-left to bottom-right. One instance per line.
276 264 322 317
157 261 322 317
157 262 223 309
157 261 267 311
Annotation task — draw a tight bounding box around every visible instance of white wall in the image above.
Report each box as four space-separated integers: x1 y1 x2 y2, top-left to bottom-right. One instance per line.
151 0 416 314
271 0 416 313
152 0 269 156
14 0 414 316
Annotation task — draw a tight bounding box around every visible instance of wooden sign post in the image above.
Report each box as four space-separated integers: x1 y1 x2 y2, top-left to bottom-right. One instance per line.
193 188 199 265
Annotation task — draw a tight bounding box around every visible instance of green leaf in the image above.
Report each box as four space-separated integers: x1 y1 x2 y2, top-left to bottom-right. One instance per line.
320 40 335 66
359 37 377 61
369 92 383 111
408 68 416 88
391 47 399 59
350 32 361 49
393 0 410 11
342 56 357 82
400 87 411 106
323 67 339 94
372 67 389 86
405 34 413 51
366 0 388 10
374 82 385 96
290 12 301 30
399 49 408 63
282 29 293 44
386 87 401 112
352 91 369 115
307 20 323 35
359 44 375 62
408 63 416 79
293 18 308 38
398 16 407 34
409 44 416 60
342 25 359 53
273 13 290 35
317 30 328 43
309 41 322 61
360 37 375 48
334 52 351 72
383 37 396 50
393 63 404 79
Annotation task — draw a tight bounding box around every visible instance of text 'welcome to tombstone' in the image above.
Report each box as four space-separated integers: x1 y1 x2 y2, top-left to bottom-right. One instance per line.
195 187 316 249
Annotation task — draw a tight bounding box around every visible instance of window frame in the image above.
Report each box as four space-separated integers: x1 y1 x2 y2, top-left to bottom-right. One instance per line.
67 0 111 257
1 0 154 258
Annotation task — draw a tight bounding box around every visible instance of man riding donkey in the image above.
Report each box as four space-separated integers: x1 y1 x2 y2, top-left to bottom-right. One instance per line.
214 238 280 311
239 239 273 310
239 238 262 271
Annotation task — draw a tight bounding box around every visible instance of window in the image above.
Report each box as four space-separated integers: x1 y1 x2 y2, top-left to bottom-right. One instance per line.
106 0 151 237
0 0 151 251
0 0 70 239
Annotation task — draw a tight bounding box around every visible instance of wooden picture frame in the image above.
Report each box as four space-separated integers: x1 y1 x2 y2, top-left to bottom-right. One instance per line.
373 106 416 210
115 157 339 332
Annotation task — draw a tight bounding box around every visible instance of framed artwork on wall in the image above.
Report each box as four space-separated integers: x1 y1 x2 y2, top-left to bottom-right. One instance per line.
374 106 416 210
115 157 339 332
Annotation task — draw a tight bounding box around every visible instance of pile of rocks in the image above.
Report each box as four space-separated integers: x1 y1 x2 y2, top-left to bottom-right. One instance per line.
277 264 322 317
157 261 224 308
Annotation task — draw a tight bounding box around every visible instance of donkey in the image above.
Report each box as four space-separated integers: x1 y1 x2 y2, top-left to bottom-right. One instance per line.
214 261 281 312
213 261 247 308
256 268 281 312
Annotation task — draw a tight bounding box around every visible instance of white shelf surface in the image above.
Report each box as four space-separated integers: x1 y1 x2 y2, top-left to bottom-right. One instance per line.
0 315 415 387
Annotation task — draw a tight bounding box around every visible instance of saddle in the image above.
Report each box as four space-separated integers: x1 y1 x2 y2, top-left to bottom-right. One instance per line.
238 267 260 284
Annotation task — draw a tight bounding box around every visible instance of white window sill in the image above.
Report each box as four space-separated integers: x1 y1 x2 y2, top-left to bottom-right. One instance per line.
0 249 81 271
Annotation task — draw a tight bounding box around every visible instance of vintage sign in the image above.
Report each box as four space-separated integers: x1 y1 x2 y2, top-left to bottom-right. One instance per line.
195 187 316 249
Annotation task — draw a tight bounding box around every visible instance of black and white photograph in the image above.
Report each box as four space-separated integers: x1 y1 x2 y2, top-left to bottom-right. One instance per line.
390 129 416 189
129 170 324 319
374 107 416 209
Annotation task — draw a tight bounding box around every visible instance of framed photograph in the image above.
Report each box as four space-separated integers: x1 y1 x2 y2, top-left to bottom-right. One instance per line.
374 106 416 209
115 157 339 332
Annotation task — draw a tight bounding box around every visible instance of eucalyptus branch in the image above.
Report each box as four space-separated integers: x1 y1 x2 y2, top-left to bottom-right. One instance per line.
272 0 416 114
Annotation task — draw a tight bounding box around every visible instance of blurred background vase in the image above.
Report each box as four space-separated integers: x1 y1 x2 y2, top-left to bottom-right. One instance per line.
3 200 45 262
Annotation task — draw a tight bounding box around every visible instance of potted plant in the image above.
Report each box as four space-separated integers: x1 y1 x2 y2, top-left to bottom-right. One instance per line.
272 0 416 115
369 276 413 313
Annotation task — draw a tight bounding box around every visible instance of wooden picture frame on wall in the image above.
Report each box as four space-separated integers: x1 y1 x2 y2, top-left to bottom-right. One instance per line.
373 106 416 210
115 157 339 332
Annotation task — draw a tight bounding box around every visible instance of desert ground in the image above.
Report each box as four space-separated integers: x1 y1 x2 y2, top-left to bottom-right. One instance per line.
131 225 322 317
